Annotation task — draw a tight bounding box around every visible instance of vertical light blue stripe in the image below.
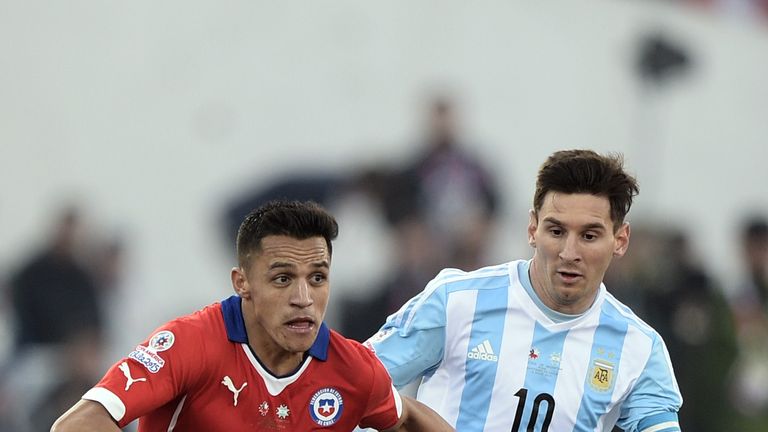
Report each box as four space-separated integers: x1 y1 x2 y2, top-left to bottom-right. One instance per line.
574 303 628 431
519 322 568 431
455 286 507 431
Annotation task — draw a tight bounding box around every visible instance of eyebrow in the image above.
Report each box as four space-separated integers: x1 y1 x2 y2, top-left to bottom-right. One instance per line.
268 260 330 270
542 217 606 231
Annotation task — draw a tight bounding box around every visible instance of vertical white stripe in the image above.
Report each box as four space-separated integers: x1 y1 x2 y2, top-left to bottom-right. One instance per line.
610 325 653 408
483 271 534 432
166 395 187 432
659 338 681 397
548 308 601 432
418 289 477 427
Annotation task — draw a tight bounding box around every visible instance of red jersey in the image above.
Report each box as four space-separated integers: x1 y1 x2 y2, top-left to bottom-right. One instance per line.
83 296 402 431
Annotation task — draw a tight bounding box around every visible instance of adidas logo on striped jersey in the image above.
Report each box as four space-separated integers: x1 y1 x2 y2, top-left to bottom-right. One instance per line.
467 340 498 362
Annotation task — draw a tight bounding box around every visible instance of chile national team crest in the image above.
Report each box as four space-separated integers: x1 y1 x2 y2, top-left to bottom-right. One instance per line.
309 387 343 427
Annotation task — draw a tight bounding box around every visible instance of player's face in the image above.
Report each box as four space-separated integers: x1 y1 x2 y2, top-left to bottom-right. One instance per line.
528 192 629 314
234 235 330 363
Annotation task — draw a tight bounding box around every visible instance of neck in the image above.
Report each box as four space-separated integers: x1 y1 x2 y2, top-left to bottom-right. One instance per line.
241 302 306 376
528 258 595 315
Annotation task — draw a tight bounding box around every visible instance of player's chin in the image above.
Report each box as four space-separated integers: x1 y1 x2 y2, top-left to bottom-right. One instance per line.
281 327 319 349
283 339 315 354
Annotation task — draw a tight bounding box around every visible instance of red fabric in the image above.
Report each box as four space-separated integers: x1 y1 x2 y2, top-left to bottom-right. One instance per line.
90 303 400 431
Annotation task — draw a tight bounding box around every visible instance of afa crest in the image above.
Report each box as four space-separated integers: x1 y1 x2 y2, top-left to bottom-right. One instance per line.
590 359 614 392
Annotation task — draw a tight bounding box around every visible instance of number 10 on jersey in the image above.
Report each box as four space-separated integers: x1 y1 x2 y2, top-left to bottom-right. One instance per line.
511 388 555 432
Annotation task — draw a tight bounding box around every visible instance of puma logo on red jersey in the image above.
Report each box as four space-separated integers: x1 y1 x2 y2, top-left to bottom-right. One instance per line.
222 376 247 406
118 362 146 391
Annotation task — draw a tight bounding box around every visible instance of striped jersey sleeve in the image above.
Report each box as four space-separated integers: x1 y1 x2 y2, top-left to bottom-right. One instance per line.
364 269 460 388
616 331 683 432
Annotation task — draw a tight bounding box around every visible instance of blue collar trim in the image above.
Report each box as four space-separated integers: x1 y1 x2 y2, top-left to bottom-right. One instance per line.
220 295 329 361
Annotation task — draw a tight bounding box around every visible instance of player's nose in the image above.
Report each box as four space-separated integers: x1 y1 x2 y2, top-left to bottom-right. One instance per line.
559 234 581 262
290 278 313 307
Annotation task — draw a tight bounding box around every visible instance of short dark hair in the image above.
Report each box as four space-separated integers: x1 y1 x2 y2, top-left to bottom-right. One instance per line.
236 200 339 269
533 149 639 229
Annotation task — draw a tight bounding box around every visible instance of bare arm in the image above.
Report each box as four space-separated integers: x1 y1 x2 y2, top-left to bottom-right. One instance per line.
383 395 454 432
51 399 121 432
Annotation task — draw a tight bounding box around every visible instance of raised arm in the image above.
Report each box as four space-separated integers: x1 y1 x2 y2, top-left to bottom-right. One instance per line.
51 400 121 432
383 395 454 432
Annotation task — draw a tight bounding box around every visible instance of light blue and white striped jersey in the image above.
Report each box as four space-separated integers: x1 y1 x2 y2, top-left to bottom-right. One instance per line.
366 260 683 432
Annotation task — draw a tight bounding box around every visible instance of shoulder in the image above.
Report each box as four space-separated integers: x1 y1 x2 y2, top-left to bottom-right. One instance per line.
600 292 674 366
384 262 518 335
328 330 379 365
429 261 515 294
601 291 658 338
325 331 389 386
132 302 227 367
159 302 226 339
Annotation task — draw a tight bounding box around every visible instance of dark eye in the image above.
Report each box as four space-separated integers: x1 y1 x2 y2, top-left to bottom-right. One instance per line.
583 232 598 241
273 275 291 285
311 273 327 284
550 228 563 237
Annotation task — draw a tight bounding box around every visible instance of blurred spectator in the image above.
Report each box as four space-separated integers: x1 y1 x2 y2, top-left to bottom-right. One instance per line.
606 226 739 432
341 94 500 341
730 216 768 336
727 216 768 429
0 206 122 431
8 208 103 348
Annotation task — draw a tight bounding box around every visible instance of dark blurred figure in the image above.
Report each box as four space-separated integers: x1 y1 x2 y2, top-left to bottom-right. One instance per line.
341 95 500 341
382 95 498 271
727 216 768 430
606 227 739 432
730 216 768 334
1 206 120 432
9 208 103 348
219 95 500 343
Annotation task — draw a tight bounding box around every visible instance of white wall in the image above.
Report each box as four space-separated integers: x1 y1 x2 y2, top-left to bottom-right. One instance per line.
2 0 767 354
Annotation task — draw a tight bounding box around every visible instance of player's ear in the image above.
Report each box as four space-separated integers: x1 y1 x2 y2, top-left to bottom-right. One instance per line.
613 222 630 257
231 266 250 299
527 209 538 248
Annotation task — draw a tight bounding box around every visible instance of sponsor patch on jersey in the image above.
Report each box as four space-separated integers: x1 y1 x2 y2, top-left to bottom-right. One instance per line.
363 328 395 352
128 344 166 373
590 359 614 392
148 330 175 352
309 387 344 426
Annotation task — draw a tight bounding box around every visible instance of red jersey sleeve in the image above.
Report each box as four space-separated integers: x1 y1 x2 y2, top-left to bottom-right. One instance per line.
357 344 403 430
82 316 206 428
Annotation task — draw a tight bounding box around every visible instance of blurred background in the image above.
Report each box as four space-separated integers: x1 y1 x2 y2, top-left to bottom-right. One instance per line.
2 0 768 430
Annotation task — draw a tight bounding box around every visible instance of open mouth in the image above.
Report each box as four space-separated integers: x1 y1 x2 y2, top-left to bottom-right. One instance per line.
285 317 316 332
557 270 582 283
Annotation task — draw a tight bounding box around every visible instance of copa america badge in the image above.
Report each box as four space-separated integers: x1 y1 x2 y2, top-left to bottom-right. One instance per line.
308 387 343 426
148 330 175 352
